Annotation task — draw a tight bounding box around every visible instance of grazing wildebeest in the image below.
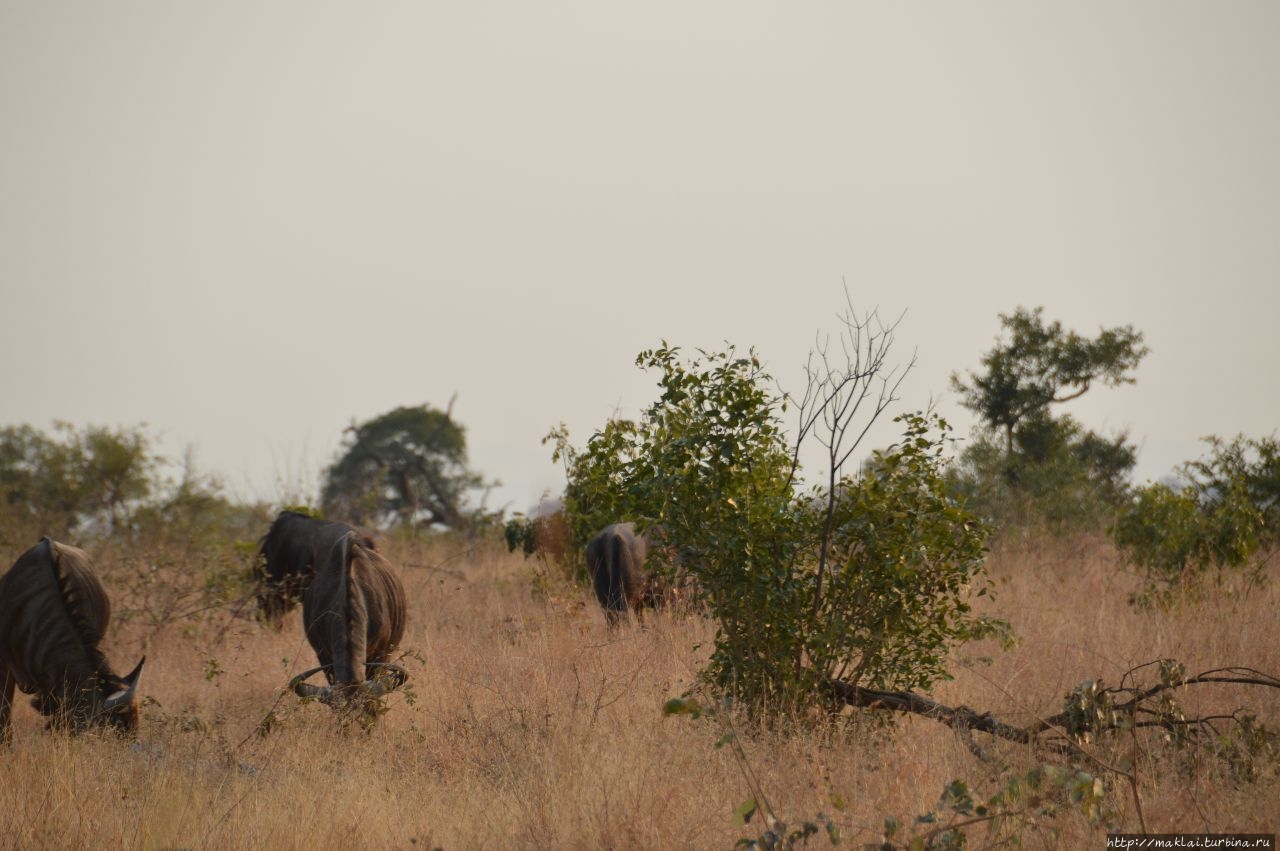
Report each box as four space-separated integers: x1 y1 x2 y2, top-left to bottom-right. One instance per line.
0 538 144 742
585 522 672 627
255 511 376 629
287 531 408 714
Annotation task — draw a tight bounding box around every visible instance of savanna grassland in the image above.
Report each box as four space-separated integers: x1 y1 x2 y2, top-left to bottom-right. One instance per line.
0 529 1276 850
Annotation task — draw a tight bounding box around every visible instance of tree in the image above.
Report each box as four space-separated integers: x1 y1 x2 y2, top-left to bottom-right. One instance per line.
949 307 1148 529
321 400 492 530
0 421 157 537
952 306 1148 455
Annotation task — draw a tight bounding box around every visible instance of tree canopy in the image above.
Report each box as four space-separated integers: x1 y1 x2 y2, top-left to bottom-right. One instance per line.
948 307 1149 529
321 402 491 530
0 421 157 536
952 306 1148 454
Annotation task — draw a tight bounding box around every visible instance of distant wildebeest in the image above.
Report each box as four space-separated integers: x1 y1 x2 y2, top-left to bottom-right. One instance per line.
0 538 145 742
586 522 676 627
255 510 377 629
287 531 408 714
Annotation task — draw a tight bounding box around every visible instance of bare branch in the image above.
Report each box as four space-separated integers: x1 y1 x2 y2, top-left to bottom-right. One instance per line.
789 288 915 630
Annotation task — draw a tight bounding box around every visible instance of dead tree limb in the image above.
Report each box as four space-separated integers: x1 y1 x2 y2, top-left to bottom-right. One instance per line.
824 660 1280 762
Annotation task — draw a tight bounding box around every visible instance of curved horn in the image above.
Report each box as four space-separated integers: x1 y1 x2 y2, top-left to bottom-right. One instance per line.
363 663 409 697
288 666 334 699
102 656 146 711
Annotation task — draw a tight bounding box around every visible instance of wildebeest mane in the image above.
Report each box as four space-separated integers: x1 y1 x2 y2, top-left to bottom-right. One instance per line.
8 539 114 698
48 540 112 680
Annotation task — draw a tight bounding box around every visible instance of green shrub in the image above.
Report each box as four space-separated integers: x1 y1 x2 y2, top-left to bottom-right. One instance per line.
556 340 997 719
1113 434 1275 604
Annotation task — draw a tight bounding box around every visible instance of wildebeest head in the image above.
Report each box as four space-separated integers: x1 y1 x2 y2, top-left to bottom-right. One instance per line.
287 531 408 716
254 511 375 630
38 656 147 736
0 538 145 741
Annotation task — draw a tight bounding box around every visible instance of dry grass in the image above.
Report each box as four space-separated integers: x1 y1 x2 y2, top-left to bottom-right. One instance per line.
1 531 1276 849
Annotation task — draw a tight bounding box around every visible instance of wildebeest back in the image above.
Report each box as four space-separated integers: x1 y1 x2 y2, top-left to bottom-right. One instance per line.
586 522 650 626
0 539 111 697
0 538 143 738
301 534 406 687
255 511 377 626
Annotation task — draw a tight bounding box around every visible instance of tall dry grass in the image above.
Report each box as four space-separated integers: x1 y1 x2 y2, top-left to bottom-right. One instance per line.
0 531 1275 849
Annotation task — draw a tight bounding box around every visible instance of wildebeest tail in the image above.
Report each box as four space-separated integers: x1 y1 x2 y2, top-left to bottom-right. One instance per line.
610 533 627 609
331 532 369 686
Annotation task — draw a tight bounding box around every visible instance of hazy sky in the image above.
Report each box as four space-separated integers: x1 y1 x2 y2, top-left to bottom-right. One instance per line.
3 3 1278 515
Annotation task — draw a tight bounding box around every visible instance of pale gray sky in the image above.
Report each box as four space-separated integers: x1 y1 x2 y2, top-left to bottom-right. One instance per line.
3 2 1278 514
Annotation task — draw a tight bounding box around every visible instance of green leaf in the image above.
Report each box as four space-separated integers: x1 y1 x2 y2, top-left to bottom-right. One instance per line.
733 797 758 827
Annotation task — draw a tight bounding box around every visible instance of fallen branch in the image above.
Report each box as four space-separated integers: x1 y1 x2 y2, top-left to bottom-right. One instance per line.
824 660 1280 761
823 678 1058 751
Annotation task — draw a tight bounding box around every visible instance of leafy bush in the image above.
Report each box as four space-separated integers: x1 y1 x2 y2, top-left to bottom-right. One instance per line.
556 336 997 719
545 417 650 584
1113 434 1277 603
869 768 1110 850
811 412 996 693
1184 434 1280 535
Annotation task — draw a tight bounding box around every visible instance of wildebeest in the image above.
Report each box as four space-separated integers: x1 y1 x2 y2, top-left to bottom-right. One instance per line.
254 510 376 629
0 538 144 742
287 531 408 713
586 522 673 627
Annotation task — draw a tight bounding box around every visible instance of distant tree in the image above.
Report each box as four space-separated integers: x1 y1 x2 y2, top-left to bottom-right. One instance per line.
951 306 1148 455
0 421 157 537
321 400 492 530
949 307 1148 529
0 425 48 514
